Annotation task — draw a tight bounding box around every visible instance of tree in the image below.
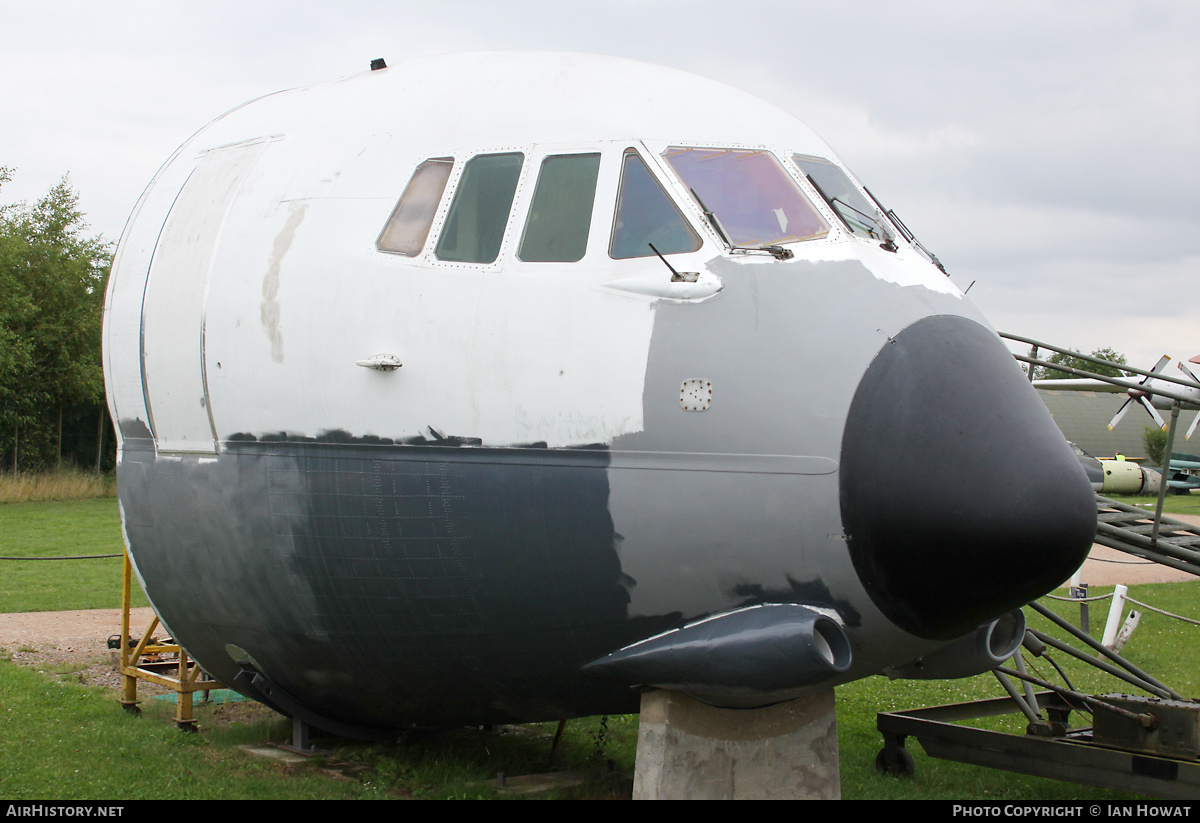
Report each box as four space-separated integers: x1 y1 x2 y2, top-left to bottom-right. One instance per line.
1143 425 1169 467
0 171 112 472
1034 347 1129 381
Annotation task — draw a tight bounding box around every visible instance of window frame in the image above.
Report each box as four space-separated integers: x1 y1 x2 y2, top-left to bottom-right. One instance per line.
657 144 830 250
788 152 893 244
376 142 720 273
375 157 455 257
516 151 603 264
433 151 527 266
608 146 704 260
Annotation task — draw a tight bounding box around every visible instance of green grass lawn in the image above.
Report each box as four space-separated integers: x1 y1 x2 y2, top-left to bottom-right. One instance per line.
0 655 637 800
1 498 1197 799
0 660 390 800
0 498 147 612
1106 490 1200 517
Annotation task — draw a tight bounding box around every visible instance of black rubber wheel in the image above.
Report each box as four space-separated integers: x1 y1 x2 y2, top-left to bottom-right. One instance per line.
875 746 915 777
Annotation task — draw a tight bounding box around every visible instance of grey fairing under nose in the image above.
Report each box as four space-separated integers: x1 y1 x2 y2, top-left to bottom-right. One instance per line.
582 603 851 705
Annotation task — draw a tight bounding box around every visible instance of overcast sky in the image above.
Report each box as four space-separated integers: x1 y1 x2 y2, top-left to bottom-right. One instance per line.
3 0 1196 371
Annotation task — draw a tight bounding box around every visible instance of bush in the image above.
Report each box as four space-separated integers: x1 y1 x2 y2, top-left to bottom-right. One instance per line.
1143 426 1168 467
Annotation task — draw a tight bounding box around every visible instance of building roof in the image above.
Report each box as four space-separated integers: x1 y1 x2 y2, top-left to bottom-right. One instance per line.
1037 388 1158 463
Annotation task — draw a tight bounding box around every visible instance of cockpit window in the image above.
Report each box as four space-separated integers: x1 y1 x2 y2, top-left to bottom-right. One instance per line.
377 157 453 256
791 154 893 242
663 147 827 248
436 152 524 264
519 153 601 263
610 150 702 259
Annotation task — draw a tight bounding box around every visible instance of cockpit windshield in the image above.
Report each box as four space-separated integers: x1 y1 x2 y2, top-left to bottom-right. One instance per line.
791 154 893 243
663 147 827 249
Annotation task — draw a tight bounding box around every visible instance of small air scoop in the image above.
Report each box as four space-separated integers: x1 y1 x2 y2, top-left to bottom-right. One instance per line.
583 604 851 704
370 58 387 71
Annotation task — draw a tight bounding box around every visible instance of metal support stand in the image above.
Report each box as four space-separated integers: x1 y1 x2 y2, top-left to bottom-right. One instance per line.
877 691 1200 798
275 717 326 755
876 599 1199 798
119 550 221 729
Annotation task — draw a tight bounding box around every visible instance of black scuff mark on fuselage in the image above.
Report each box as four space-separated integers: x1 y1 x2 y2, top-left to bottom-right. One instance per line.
224 431 615 452
226 428 484 449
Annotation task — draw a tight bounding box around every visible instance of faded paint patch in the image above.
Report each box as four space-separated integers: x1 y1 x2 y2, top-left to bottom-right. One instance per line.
261 204 307 363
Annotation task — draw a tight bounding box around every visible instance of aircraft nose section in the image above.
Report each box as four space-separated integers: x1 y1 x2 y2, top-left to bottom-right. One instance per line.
839 315 1095 641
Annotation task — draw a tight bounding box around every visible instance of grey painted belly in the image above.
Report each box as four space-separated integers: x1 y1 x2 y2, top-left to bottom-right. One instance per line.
119 431 669 728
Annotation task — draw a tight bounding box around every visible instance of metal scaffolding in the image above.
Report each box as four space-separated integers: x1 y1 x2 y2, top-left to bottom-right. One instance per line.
118 550 221 730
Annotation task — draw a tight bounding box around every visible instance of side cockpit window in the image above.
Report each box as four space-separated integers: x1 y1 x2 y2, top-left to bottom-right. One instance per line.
610 150 702 259
436 152 524 264
377 157 453 256
664 147 827 248
519 153 601 263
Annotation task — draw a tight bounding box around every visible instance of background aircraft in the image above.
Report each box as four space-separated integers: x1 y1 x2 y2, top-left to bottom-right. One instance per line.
1164 453 1200 494
1034 355 1200 440
103 53 1095 735
1070 443 1159 495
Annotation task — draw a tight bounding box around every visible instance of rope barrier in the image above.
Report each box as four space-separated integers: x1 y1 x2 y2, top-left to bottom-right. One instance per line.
1124 597 1200 627
1045 592 1112 603
1044 591 1200 627
0 554 122 560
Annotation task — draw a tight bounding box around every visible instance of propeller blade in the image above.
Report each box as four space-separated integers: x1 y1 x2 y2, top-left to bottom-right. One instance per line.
1108 396 1134 430
1109 356 1181 431
1123 355 1173 430
1178 360 1200 386
1139 396 1167 430
1180 362 1200 441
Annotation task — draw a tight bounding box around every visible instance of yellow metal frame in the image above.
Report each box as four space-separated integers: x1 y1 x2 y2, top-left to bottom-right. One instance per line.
120 550 222 729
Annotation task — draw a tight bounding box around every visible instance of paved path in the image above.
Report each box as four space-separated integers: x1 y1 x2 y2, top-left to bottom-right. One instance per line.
0 607 157 661
1076 512 1200 587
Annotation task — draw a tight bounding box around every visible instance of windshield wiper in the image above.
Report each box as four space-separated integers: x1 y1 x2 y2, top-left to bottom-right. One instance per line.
863 187 947 274
690 188 794 260
690 187 732 246
829 197 897 251
804 174 896 252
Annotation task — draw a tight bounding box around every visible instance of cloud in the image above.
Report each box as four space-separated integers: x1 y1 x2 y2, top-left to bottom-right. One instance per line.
1 0 1195 363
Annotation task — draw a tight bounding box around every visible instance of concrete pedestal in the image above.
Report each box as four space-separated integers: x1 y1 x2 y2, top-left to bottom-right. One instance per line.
633 688 840 800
